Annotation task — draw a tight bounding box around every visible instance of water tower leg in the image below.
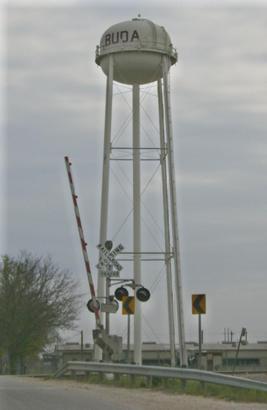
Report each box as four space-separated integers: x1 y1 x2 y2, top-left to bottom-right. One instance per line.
132 84 142 365
162 57 188 367
95 55 114 361
157 79 176 367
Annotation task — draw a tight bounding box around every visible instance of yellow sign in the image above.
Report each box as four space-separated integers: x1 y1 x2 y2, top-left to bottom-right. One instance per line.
122 296 135 315
192 294 206 315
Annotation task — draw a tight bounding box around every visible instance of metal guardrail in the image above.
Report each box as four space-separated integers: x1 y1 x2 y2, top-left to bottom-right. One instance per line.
54 361 267 393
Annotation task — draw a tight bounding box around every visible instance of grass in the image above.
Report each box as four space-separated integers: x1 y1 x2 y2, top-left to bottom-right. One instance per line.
69 373 267 404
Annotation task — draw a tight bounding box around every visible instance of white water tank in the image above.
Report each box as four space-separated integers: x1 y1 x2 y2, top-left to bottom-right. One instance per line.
95 17 177 85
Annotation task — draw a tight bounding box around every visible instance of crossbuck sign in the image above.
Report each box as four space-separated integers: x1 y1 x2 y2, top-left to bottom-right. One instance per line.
96 243 124 277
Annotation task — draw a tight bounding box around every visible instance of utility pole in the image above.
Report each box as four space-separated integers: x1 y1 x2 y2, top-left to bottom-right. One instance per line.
233 327 247 374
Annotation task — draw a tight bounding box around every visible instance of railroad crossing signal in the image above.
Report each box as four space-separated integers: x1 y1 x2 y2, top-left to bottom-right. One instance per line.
96 242 124 277
122 296 135 315
192 294 206 315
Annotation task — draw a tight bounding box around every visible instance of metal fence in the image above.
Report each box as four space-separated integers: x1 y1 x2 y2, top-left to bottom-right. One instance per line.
54 361 267 393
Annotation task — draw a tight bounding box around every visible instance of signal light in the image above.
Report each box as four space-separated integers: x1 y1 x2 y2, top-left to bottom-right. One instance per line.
114 286 129 301
136 287 150 302
87 298 100 313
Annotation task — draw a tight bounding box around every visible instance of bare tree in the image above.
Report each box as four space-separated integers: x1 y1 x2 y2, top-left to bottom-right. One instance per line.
0 251 80 374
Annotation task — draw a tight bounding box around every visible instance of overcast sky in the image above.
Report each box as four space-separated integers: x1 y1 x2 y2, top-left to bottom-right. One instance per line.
2 1 267 347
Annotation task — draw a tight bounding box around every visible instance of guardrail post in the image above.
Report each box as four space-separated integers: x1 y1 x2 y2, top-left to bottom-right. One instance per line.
71 369 76 379
147 375 153 387
163 377 169 388
130 374 136 385
200 380 206 392
180 378 187 391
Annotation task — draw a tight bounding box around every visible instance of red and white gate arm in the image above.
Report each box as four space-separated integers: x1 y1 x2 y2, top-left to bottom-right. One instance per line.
64 156 102 329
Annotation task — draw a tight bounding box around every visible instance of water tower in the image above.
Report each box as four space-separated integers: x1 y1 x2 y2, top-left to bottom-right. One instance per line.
95 17 187 367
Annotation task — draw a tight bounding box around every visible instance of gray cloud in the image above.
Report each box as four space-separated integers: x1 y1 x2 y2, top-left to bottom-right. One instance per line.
5 5 267 344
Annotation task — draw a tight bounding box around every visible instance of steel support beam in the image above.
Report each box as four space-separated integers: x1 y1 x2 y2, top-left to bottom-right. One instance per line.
162 57 188 367
132 84 142 365
157 79 176 367
96 55 113 361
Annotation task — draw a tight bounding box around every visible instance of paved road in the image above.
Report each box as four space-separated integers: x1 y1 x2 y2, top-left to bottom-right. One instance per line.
0 376 128 410
1 376 267 410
